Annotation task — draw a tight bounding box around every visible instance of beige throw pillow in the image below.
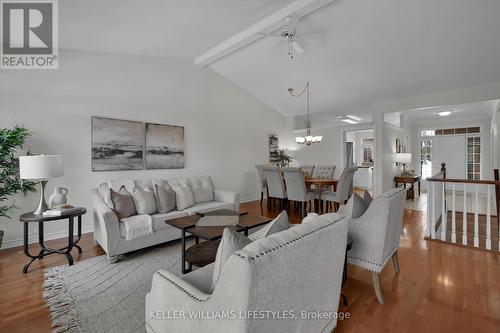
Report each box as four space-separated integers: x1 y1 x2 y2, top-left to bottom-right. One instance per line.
210 228 252 292
171 184 194 210
131 186 158 215
155 184 176 213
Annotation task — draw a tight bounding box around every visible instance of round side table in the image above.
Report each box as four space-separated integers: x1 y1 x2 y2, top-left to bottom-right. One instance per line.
19 208 86 273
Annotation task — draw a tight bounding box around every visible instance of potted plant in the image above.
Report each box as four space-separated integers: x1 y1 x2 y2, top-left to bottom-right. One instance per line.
0 126 37 248
275 148 293 168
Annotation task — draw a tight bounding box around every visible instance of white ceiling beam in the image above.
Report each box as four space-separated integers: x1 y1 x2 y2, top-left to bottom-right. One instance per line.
194 0 334 67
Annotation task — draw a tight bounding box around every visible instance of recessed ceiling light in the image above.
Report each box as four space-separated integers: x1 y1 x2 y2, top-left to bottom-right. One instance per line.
341 118 358 124
337 115 359 124
346 115 362 121
438 111 452 117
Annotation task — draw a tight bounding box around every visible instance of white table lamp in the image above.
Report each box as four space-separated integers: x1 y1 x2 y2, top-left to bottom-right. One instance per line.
19 155 64 214
395 153 412 174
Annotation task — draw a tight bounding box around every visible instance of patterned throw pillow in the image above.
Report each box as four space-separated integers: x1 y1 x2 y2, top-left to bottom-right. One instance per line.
171 184 194 210
155 184 176 213
110 186 137 220
249 210 290 241
210 228 252 292
131 186 158 215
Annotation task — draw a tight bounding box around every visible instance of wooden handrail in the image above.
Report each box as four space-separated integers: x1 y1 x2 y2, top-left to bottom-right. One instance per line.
427 178 500 185
427 163 500 185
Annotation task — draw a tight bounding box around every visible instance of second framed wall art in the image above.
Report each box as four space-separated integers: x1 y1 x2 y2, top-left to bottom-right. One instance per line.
91 117 185 171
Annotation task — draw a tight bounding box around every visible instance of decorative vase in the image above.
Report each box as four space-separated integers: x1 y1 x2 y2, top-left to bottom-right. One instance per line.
48 187 68 208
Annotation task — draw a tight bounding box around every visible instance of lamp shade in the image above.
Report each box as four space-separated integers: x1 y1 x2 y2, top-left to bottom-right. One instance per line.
395 153 412 164
19 155 64 180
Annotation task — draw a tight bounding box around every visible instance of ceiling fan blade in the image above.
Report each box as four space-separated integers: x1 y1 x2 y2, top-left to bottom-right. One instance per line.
291 40 304 54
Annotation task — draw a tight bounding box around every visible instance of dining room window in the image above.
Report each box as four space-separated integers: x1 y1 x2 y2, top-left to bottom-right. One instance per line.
363 147 372 163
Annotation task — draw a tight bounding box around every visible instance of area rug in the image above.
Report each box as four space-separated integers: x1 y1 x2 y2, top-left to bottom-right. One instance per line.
43 242 182 333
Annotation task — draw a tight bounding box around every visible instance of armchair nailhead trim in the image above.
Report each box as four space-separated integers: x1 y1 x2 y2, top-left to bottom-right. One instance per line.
233 216 347 261
156 272 210 302
146 320 158 333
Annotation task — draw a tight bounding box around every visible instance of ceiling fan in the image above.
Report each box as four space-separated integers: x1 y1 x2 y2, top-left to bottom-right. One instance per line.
263 16 308 59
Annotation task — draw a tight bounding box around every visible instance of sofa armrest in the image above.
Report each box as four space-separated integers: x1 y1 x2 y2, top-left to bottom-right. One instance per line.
214 190 240 211
93 202 120 255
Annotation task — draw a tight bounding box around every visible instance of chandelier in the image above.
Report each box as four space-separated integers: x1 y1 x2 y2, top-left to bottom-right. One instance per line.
288 81 322 145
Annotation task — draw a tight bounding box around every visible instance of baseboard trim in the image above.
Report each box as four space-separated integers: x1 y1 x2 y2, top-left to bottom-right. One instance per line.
1 226 94 250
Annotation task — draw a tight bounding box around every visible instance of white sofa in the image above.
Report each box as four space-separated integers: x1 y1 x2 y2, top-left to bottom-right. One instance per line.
145 212 348 333
92 176 240 262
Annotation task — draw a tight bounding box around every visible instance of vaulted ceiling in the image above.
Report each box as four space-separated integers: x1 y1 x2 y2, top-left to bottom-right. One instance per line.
60 0 500 120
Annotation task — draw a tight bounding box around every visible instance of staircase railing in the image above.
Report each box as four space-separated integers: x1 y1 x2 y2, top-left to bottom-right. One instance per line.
426 163 500 252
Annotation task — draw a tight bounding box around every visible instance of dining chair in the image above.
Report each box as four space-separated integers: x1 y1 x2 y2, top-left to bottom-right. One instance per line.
322 166 357 212
300 165 315 178
282 167 316 217
255 164 268 206
313 165 336 179
262 166 287 208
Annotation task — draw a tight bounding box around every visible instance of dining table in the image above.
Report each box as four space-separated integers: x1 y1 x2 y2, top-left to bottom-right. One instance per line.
305 177 338 213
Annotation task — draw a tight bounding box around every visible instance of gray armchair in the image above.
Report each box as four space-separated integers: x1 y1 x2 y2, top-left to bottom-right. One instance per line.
282 167 316 216
338 188 406 304
322 166 357 212
145 213 349 333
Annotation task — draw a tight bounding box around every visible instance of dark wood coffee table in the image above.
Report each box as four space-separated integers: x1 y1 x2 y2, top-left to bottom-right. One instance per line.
166 210 271 273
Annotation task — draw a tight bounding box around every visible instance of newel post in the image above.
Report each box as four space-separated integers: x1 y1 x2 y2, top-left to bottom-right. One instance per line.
441 163 446 179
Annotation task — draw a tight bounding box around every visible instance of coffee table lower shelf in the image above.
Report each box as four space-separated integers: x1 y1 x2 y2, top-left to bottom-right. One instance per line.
185 239 221 268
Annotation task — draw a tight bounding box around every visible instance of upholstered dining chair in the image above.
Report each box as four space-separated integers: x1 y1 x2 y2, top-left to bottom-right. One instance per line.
255 165 268 206
338 188 406 304
262 166 287 208
313 165 336 179
282 167 317 216
322 166 357 212
300 165 315 178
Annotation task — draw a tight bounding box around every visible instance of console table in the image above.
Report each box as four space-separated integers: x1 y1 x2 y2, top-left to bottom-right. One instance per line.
394 175 421 201
19 208 86 273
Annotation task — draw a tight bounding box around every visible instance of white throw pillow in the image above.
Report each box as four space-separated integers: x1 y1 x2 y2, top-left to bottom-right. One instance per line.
155 184 176 213
171 184 194 210
210 228 252 292
188 176 214 203
131 187 158 215
248 210 289 241
302 213 319 224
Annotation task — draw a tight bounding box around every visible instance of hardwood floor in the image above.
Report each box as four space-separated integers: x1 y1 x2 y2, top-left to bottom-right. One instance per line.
0 200 499 332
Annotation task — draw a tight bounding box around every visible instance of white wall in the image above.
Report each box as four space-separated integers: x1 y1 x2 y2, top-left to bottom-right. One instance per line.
0 50 286 248
490 101 500 172
381 122 413 192
282 123 376 178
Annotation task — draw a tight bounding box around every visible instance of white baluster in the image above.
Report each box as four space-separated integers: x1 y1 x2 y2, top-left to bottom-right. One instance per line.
486 186 491 250
441 182 446 241
431 182 436 239
451 183 456 243
426 181 432 238
462 184 467 245
473 185 479 248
